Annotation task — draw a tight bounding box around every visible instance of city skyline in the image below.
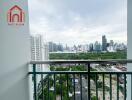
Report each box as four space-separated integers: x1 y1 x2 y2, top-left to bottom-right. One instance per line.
48 39 127 48
47 35 127 48
29 0 127 46
48 38 127 53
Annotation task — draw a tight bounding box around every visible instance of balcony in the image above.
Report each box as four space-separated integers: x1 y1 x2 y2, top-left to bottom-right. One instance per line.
29 60 132 100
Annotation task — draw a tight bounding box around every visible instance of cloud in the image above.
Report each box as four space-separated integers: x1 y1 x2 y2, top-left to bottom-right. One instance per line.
28 0 127 46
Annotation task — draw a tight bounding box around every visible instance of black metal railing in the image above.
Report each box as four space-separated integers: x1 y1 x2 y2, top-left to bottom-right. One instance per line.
29 59 132 100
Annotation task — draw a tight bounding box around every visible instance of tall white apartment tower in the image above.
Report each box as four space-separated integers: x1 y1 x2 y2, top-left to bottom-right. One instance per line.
42 43 49 72
31 35 49 84
31 35 43 61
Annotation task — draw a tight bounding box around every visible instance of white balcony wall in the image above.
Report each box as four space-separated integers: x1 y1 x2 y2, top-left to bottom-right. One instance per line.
0 0 31 100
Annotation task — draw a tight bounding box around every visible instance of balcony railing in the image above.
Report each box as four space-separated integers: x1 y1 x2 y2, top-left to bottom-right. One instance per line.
29 59 132 100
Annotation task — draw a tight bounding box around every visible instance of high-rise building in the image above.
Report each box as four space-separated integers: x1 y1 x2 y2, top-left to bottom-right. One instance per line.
42 43 49 60
48 42 54 52
31 35 43 61
107 40 115 52
48 42 58 52
65 44 70 51
58 43 63 51
94 41 101 52
49 42 64 52
102 35 107 51
31 34 49 84
110 40 114 46
53 43 57 52
89 43 94 52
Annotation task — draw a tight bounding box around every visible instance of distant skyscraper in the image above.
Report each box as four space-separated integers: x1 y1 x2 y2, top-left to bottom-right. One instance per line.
102 35 107 51
53 43 57 52
49 42 59 52
48 42 64 52
89 43 94 52
107 40 115 52
110 40 114 46
58 43 63 51
65 44 70 51
48 42 54 52
94 41 101 52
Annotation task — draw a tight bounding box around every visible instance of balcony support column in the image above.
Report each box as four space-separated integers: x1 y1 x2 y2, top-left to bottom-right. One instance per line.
0 0 31 100
127 0 132 100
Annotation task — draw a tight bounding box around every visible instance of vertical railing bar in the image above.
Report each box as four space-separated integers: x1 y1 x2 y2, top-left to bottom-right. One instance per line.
110 74 112 100
87 73 88 100
60 74 63 100
54 74 56 100
88 63 90 100
124 74 126 100
67 74 69 99
96 74 98 100
117 74 119 100
48 75 49 100
131 74 132 100
41 74 44 100
80 74 82 100
33 64 37 100
103 74 105 100
73 74 75 100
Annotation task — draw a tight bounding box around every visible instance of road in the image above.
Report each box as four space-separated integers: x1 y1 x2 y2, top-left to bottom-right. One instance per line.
71 76 89 100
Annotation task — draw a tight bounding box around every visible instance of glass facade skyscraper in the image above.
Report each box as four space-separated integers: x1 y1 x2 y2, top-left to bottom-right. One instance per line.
102 35 107 51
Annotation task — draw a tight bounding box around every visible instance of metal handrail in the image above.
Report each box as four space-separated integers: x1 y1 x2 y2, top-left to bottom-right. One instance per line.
30 59 132 64
29 71 132 74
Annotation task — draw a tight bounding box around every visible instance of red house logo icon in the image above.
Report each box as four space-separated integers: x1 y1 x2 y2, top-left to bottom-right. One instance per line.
7 5 25 25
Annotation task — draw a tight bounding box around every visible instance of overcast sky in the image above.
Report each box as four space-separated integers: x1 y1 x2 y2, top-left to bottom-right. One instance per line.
28 0 127 46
